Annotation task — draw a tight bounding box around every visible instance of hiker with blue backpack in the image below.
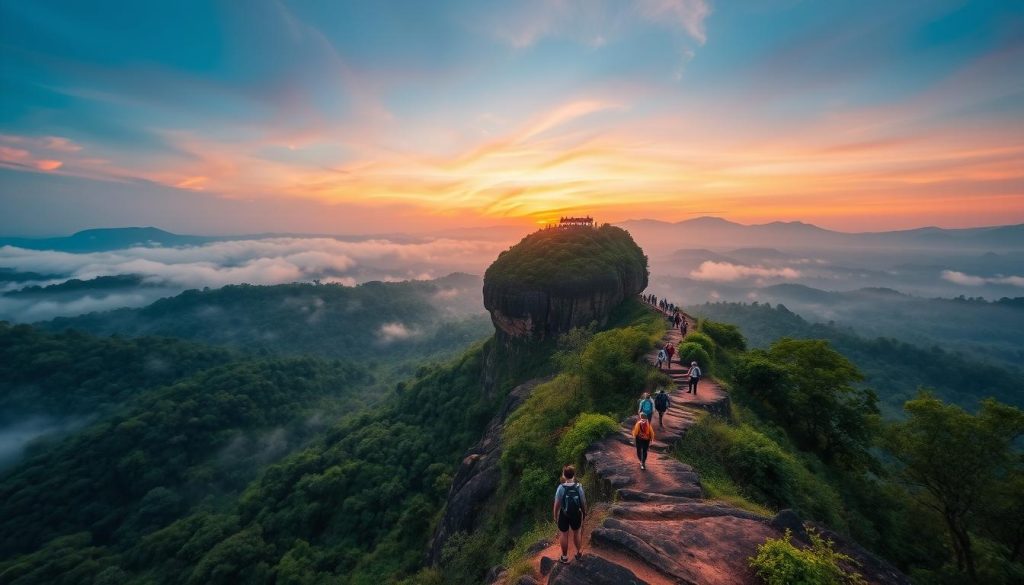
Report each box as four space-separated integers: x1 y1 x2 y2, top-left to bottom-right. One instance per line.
638 392 655 422
553 464 587 563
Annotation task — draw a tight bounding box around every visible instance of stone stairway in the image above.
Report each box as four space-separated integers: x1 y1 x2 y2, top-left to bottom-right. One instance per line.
514 305 909 585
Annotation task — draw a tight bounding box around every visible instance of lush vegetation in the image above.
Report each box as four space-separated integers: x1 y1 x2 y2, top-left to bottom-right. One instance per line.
750 529 865 585
884 395 1024 581
0 272 511 585
0 321 235 417
673 315 1024 584
688 302 1024 415
0 321 531 585
484 225 648 297
0 356 372 559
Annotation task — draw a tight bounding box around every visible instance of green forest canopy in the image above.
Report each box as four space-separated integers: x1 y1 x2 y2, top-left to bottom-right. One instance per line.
484 225 648 297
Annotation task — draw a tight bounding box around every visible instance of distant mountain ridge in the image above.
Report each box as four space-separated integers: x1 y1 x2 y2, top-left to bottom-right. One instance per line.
2 220 1023 253
0 227 213 252
618 217 1024 252
0 226 432 252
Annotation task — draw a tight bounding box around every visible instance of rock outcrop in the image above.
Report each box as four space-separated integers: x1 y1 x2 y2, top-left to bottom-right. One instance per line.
433 225 649 564
483 225 648 343
428 377 549 563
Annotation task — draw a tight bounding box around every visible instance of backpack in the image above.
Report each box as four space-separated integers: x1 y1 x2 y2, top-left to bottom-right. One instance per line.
654 392 669 410
690 366 702 380
637 420 652 440
640 398 654 416
561 483 582 518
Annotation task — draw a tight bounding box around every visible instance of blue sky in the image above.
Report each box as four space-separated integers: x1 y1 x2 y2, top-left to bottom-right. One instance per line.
1 0 1022 235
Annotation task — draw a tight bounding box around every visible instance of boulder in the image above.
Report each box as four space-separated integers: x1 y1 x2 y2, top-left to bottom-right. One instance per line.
546 554 650 585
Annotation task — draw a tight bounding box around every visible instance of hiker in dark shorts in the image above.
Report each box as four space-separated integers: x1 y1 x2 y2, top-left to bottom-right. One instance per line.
665 343 676 368
654 388 670 427
553 465 587 563
688 361 702 394
632 413 655 470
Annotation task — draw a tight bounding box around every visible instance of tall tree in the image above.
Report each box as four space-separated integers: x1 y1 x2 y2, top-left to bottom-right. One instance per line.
746 338 879 467
884 393 1024 578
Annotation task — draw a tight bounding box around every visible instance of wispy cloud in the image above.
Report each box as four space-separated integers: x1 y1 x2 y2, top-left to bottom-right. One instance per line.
376 322 420 344
636 0 711 44
941 270 1024 288
690 261 801 282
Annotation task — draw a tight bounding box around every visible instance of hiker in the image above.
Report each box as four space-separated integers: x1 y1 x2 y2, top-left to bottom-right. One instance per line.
656 347 667 370
681 319 688 334
688 361 702 394
654 388 670 427
638 392 655 422
673 313 682 328
665 343 676 368
553 464 587 563
632 413 655 470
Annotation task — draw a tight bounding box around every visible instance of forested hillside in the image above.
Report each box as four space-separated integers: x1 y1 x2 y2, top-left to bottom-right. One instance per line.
687 302 1024 415
663 318 1024 585
0 313 557 585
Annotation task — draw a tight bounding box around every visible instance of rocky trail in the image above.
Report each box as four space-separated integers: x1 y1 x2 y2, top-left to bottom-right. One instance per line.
513 307 909 585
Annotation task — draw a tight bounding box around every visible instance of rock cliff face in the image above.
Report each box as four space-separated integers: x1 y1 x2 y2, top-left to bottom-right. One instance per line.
428 377 548 563
483 226 648 343
431 226 648 563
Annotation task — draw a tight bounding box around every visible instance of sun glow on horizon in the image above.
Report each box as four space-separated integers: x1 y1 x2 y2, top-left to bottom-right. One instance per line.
1 1 1022 234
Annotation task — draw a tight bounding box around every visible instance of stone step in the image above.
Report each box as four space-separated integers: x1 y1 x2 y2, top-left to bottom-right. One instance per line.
590 528 696 585
609 501 770 522
616 489 700 504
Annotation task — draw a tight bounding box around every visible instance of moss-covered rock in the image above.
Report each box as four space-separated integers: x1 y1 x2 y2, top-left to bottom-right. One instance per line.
483 226 648 342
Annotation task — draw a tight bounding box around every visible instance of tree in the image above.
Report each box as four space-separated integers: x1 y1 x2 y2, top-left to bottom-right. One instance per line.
884 393 1024 579
761 339 879 467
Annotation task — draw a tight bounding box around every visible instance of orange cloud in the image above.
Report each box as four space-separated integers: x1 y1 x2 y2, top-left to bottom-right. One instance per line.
35 160 63 171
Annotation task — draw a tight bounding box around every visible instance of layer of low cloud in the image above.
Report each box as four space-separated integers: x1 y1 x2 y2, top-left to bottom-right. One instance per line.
0 237 501 321
690 261 801 282
0 416 87 468
941 270 1024 288
0 237 502 288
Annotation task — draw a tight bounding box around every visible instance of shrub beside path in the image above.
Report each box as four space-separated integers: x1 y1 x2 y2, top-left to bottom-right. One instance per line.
511 307 909 585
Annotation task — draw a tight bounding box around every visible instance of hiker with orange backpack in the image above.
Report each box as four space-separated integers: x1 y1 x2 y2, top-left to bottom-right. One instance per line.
632 413 655 470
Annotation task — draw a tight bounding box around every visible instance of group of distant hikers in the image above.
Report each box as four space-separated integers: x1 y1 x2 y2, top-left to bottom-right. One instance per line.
642 293 688 334
551 292 703 565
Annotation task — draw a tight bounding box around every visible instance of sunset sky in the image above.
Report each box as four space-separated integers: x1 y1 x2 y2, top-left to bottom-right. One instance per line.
1 0 1023 235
